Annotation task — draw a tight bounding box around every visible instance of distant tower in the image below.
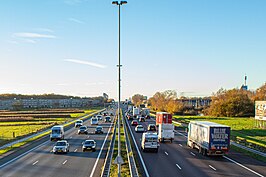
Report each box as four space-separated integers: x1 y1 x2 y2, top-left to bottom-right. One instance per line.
241 74 248 90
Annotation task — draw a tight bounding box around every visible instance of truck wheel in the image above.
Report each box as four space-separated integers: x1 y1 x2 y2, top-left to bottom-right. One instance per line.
170 139 173 143
162 138 164 143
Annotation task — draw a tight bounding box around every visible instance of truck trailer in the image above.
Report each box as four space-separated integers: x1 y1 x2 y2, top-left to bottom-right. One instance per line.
156 112 172 126
187 121 230 156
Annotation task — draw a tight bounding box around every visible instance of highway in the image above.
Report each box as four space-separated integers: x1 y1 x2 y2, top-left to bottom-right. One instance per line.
125 115 266 177
0 112 114 177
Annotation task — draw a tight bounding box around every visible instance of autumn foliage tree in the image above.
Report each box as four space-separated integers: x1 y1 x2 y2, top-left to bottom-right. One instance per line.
205 88 254 117
131 94 145 106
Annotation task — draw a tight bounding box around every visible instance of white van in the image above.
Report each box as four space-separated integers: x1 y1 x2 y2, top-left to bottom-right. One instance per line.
50 125 64 141
141 132 159 153
91 117 99 125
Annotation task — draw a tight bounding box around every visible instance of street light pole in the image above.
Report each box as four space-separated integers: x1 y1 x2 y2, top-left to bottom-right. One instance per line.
112 1 127 177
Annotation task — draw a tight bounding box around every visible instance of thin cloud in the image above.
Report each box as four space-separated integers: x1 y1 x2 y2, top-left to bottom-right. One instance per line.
35 28 54 33
69 18 85 24
64 59 107 69
13 32 56 39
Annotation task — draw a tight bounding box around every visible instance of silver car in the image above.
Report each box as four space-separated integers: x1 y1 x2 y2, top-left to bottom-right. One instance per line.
53 140 69 154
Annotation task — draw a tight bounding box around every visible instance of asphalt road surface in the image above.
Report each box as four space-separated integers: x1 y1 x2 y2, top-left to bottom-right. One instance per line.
126 116 266 177
0 112 115 177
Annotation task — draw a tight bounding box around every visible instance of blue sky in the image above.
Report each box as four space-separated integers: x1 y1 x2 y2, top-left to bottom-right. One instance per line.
0 0 265 100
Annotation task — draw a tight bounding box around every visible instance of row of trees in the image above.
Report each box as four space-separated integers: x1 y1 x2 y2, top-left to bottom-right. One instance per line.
131 83 266 117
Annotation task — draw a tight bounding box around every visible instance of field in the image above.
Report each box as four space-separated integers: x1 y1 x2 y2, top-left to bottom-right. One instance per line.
0 109 99 146
173 116 266 151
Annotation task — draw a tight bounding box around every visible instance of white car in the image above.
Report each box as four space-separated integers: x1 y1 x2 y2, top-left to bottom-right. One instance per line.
135 125 145 133
91 118 99 125
75 120 83 128
53 140 69 154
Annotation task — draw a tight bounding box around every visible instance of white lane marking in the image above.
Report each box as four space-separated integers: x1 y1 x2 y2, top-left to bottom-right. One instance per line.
165 152 169 156
176 164 182 170
62 160 68 165
89 122 113 177
223 156 264 177
70 137 72 139
0 140 49 169
190 152 196 156
209 165 216 171
32 161 39 166
87 135 90 138
74 149 77 152
179 144 183 147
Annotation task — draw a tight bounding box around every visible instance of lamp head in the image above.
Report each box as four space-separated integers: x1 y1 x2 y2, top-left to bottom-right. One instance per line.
112 1 119 5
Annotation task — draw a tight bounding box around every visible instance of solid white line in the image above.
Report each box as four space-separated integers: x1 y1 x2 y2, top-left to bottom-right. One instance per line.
126 117 150 177
223 156 264 177
209 165 216 171
0 140 49 169
165 152 169 156
179 144 183 147
190 152 196 156
74 149 77 152
62 160 68 165
89 123 113 177
176 164 182 170
32 160 39 166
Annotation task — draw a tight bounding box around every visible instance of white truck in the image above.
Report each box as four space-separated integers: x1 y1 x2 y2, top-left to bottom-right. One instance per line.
141 132 159 153
187 121 230 156
133 107 140 117
50 125 64 141
141 108 150 116
158 124 174 143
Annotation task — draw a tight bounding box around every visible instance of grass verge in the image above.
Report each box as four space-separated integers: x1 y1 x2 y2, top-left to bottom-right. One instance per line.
109 113 130 177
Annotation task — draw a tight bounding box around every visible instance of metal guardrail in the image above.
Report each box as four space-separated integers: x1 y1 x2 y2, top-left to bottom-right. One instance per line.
101 121 117 177
122 113 139 177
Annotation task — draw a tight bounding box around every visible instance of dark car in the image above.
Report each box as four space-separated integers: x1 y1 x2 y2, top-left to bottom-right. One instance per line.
105 116 111 122
82 140 96 152
139 117 145 122
95 126 104 134
78 126 88 134
145 115 151 119
131 120 138 126
147 124 156 131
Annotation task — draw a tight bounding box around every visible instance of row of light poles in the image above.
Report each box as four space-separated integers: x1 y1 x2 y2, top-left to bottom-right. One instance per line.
112 1 127 177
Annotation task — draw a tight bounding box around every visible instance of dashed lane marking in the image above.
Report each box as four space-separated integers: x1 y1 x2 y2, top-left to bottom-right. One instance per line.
62 160 68 165
165 152 169 156
209 165 216 171
32 161 39 166
176 164 182 170
190 152 196 156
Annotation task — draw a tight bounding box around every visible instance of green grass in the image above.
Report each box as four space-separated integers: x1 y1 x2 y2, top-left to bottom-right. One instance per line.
0 109 103 155
173 116 266 148
110 114 130 177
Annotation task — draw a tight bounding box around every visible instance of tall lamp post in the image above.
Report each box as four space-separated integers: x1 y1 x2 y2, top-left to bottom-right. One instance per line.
112 1 127 177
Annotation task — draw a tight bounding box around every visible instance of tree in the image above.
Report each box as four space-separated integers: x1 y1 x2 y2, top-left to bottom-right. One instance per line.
205 88 254 117
253 83 266 101
132 94 145 106
148 90 178 112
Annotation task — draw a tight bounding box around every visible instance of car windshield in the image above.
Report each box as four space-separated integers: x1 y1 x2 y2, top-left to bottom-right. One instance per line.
80 127 86 130
96 127 102 130
85 141 94 145
77 121 82 123
56 142 66 146
52 129 60 134
92 118 97 121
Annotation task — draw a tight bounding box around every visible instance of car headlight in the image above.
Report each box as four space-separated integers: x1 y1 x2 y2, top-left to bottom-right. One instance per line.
92 146 95 148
